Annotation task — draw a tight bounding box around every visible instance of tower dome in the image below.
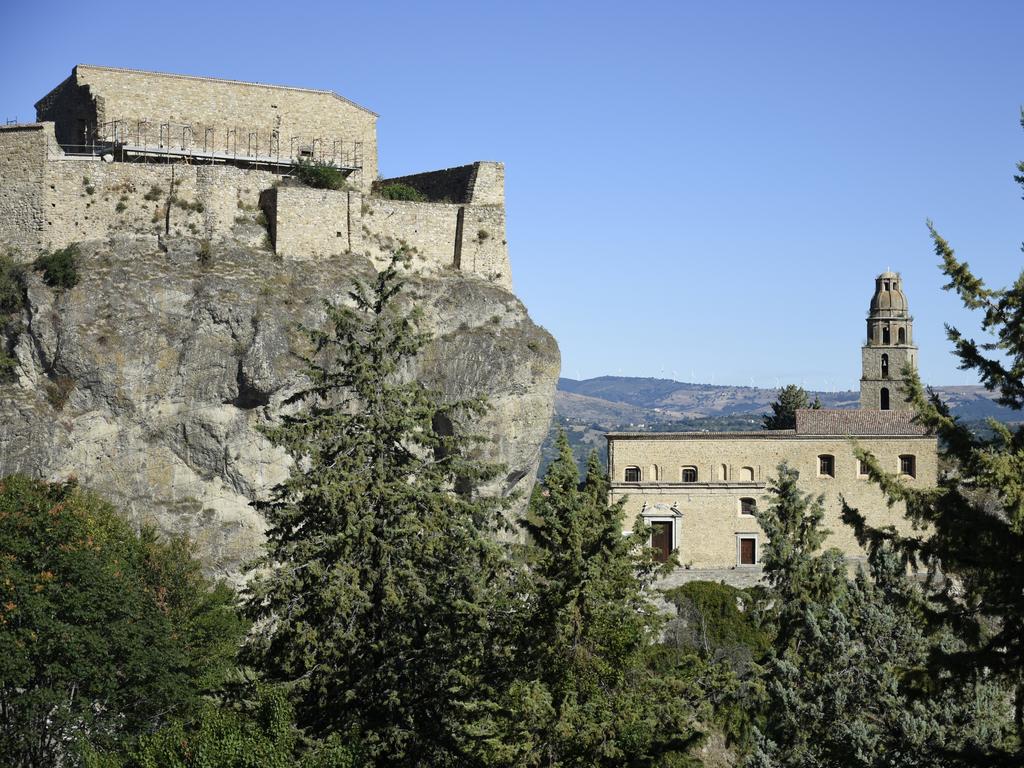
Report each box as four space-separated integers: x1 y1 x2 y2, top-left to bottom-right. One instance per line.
869 271 908 315
861 271 918 411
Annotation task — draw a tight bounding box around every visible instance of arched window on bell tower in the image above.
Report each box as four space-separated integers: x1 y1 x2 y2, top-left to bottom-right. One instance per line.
898 327 906 344
880 387 890 410
881 353 889 378
882 326 891 344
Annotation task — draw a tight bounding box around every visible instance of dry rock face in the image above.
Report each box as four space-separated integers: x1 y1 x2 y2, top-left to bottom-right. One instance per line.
0 236 559 580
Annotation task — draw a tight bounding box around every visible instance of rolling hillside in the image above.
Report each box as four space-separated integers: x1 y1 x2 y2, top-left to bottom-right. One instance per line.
541 376 1019 475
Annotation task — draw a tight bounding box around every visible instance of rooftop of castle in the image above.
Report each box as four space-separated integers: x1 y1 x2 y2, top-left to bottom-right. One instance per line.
35 64 378 117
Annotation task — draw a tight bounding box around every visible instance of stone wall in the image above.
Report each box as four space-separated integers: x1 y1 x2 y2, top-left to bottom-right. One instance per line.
265 186 361 261
378 164 477 203
377 161 505 206
465 161 504 206
36 159 277 251
267 185 511 288
0 127 279 254
1 120 511 287
607 432 938 569
36 65 378 191
0 125 49 250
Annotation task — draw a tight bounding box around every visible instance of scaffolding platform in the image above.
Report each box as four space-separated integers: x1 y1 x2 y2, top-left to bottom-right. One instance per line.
84 118 364 171
114 143 359 171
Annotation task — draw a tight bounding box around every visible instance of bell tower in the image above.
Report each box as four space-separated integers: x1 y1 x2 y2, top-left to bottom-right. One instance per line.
860 271 918 411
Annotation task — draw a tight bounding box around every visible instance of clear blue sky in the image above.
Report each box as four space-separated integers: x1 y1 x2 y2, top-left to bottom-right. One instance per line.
2 1 1022 390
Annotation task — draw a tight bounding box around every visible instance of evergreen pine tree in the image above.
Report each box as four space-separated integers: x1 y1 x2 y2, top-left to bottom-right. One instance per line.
502 433 702 767
762 385 818 430
748 464 1007 768
841 202 1024 763
243 254 512 767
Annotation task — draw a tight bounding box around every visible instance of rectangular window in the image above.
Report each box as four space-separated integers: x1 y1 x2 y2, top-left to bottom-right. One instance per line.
681 466 697 483
900 455 916 478
818 454 835 478
858 459 869 477
740 498 757 516
738 537 757 565
624 467 641 483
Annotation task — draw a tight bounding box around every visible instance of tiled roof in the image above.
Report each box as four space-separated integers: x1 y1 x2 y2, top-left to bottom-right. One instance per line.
794 408 929 436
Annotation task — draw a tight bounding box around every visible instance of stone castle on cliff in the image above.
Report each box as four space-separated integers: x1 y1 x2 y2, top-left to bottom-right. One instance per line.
0 64 512 288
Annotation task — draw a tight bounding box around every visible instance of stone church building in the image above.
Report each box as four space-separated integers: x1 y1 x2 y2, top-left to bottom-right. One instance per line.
606 272 936 574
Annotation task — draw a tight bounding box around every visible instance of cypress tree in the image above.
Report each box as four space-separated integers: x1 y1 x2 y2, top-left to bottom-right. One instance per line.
243 254 512 767
762 385 819 431
503 433 702 767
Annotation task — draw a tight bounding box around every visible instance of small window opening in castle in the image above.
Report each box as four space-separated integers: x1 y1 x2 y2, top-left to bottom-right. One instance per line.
818 454 835 477
624 466 641 483
881 388 890 410
858 459 870 477
739 498 757 516
900 455 916 478
681 466 698 483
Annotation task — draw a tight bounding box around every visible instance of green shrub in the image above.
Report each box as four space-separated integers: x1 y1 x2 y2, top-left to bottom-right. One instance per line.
33 244 80 289
85 185 95 196
376 182 426 202
44 374 76 410
115 200 127 213
172 197 204 213
0 476 247 766
292 159 349 190
143 185 162 201
663 581 771 662
0 255 25 316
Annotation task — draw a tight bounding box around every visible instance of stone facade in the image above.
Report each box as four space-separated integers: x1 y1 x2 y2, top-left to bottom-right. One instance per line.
0 125 51 250
607 422 936 569
860 271 918 411
263 162 511 288
607 272 936 577
35 65 378 191
0 123 276 252
1 68 513 287
378 161 506 206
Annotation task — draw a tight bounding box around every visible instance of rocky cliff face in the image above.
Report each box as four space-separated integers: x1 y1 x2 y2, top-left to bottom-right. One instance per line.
0 235 559 580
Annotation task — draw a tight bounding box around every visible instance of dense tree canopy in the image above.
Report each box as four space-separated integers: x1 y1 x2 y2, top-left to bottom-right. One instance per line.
0 475 244 767
841 217 1024 763
748 464 1008 768
244 253 513 767
502 435 704 767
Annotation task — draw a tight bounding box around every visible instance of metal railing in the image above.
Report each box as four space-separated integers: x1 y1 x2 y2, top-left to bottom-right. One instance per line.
84 119 362 169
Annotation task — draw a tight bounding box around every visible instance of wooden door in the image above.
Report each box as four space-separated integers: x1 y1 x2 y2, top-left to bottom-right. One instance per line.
740 538 756 565
651 521 673 563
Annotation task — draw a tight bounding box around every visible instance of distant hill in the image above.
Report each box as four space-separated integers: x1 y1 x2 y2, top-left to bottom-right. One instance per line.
541 376 1020 476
